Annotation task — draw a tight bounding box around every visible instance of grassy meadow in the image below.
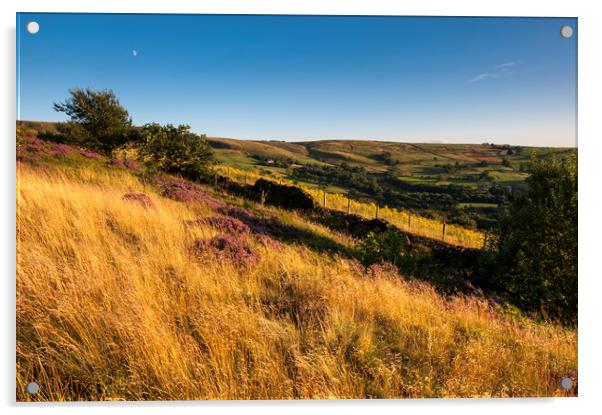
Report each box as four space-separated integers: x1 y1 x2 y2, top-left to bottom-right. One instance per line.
16 148 577 400
207 136 574 187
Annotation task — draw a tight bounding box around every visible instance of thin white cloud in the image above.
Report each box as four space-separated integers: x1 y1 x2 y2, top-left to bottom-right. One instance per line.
495 61 519 69
468 61 521 83
468 73 499 83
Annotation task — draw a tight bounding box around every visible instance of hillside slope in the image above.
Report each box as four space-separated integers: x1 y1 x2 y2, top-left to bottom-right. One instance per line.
207 136 574 180
16 142 577 400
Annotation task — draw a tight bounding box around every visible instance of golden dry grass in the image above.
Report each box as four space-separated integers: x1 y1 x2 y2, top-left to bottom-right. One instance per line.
16 161 576 401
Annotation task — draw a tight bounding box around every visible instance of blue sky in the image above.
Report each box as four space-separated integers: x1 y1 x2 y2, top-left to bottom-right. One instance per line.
17 14 577 147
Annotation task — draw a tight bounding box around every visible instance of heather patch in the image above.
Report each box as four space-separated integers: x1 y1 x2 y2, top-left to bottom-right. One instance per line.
194 209 284 250
153 174 226 209
122 193 154 209
124 160 142 172
108 158 126 168
205 215 250 234
219 206 254 221
108 158 142 172
48 143 74 157
80 149 103 160
220 206 351 256
17 136 77 162
221 206 301 239
192 235 260 268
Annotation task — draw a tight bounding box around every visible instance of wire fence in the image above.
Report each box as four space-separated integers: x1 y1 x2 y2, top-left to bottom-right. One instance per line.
216 166 485 249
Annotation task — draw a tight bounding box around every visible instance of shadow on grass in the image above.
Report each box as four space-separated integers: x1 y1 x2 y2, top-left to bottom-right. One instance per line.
221 206 357 259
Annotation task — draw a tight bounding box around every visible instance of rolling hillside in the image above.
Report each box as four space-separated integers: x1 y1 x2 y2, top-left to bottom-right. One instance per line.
207 136 574 186
18 121 577 231
18 121 575 189
205 136 576 231
16 135 577 400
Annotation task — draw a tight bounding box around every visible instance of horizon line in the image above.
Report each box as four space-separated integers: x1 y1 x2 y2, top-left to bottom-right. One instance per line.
16 120 577 149
207 135 577 149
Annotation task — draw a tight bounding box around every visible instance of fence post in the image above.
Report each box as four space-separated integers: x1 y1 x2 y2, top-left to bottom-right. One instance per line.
442 221 446 242
408 213 411 229
375 203 379 219
323 191 327 208
347 194 351 214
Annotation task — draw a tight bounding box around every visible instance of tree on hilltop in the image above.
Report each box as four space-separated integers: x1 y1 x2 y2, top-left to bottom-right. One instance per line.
54 88 132 156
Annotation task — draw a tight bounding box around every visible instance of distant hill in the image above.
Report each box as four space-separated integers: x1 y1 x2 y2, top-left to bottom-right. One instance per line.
208 137 575 176
17 121 574 181
205 136 576 231
18 120 576 230
17 120 60 134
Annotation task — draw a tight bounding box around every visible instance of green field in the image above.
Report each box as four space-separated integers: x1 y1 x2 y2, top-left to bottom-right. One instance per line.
206 136 574 190
457 202 499 209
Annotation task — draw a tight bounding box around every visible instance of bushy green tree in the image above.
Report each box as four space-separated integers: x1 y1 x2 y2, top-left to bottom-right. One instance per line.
358 228 405 267
53 88 132 156
138 123 215 180
488 154 577 325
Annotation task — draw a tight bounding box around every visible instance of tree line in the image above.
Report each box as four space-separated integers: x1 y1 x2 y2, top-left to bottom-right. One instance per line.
44 88 215 181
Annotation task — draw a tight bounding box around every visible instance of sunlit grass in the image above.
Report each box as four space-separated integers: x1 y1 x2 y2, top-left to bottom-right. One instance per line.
16 161 576 401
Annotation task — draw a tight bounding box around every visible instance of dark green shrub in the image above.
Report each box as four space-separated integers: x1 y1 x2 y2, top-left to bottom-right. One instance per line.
358 228 405 268
253 179 316 210
138 123 214 181
487 154 577 325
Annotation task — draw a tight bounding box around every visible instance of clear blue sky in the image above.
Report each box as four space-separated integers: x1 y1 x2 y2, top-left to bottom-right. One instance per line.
17 13 577 147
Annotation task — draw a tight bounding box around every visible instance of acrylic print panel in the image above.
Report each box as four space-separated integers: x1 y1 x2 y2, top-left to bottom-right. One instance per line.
16 13 577 401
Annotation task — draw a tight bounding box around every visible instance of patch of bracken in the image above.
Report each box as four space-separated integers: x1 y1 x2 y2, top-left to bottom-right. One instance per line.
153 174 226 209
192 235 260 268
122 193 154 209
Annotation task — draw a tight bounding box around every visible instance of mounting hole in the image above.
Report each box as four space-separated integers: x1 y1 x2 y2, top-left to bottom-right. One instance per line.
560 25 573 39
26 381 39 394
560 377 573 390
26 21 40 34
